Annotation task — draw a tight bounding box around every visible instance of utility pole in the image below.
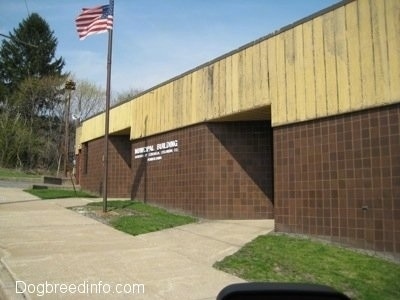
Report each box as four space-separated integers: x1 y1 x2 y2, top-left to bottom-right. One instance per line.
64 79 76 178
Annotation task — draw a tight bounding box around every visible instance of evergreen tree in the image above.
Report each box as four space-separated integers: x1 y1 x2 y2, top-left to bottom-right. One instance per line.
0 13 65 107
0 13 66 170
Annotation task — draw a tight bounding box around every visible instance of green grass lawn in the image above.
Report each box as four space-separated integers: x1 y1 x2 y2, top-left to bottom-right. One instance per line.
25 188 97 199
87 200 197 235
0 167 41 178
25 190 196 235
214 234 400 300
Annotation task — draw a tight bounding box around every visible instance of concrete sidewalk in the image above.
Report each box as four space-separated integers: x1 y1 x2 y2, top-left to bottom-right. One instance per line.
0 187 274 299
0 187 40 204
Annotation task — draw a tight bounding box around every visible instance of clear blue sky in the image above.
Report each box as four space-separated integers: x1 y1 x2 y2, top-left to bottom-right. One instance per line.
1 0 340 95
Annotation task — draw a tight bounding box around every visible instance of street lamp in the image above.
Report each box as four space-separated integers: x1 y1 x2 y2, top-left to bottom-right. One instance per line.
64 79 76 178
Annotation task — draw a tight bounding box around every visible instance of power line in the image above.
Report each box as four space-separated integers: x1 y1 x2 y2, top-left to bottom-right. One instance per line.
24 0 30 16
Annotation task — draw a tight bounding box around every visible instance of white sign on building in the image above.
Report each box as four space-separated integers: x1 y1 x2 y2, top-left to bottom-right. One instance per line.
134 140 179 162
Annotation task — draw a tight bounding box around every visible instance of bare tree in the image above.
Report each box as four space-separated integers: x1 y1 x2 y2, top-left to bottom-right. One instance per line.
114 88 143 105
68 79 106 123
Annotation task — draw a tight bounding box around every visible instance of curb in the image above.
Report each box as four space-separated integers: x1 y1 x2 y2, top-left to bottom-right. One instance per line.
0 177 80 191
0 249 30 300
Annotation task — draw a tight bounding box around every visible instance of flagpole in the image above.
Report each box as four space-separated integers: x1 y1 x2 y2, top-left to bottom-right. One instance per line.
103 0 114 213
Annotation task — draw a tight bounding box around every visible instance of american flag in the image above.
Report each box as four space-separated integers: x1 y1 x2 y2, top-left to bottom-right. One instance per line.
75 2 114 40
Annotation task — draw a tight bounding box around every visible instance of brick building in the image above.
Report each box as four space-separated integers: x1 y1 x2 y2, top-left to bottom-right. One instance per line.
76 0 400 257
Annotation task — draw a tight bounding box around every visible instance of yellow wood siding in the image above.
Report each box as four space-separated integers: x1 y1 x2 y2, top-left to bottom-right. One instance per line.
324 10 339 116
275 34 287 124
313 16 327 118
372 0 391 104
109 101 131 133
335 7 351 113
123 43 276 141
79 0 399 144
303 21 317 120
285 29 297 123
346 1 362 111
230 52 240 114
271 0 399 126
294 25 306 122
80 113 105 142
386 0 400 102
259 40 270 104
358 0 375 108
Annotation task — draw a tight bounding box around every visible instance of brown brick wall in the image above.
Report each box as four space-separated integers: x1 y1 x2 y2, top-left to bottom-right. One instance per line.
80 138 103 195
108 135 132 197
80 135 132 198
274 104 400 256
131 121 274 219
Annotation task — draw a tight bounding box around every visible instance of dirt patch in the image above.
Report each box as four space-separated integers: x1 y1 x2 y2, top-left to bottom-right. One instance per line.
69 205 147 225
